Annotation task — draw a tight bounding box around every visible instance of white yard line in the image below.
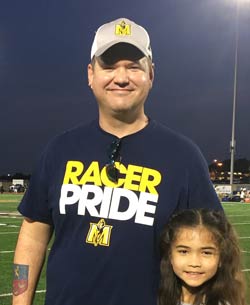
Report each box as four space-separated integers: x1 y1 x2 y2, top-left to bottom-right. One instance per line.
227 214 250 217
0 215 21 218
232 222 250 225
0 223 19 227
0 232 18 234
0 290 46 298
0 248 50 254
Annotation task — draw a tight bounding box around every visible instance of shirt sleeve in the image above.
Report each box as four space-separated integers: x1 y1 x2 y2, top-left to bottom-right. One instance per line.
18 145 54 225
180 141 222 211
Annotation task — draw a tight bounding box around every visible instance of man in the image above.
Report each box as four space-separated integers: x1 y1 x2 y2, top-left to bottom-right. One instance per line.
12 17 222 305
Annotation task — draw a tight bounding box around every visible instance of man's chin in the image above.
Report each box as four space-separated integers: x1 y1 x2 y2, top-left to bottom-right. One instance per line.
111 108 139 122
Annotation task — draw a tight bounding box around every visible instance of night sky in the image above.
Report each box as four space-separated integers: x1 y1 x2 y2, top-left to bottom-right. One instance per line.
1 0 250 174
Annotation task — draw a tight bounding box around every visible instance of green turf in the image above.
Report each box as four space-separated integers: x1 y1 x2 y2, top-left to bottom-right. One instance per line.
0 195 250 305
0 194 23 212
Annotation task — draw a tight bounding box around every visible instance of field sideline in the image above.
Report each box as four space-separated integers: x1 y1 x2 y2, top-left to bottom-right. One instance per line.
0 194 249 305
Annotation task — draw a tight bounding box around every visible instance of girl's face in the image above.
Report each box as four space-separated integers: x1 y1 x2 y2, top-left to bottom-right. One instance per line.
170 225 220 302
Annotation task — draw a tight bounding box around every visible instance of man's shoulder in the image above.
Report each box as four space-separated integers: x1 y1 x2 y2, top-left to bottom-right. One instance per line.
40 119 99 157
61 119 98 137
150 120 198 149
50 119 98 144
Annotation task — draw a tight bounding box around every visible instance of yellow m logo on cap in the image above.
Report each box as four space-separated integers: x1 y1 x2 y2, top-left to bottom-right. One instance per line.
115 21 131 36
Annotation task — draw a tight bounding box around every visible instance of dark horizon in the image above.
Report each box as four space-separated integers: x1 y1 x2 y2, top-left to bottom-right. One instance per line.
1 0 250 174
1 157 250 178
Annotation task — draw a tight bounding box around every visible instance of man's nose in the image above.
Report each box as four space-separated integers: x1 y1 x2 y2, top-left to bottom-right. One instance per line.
114 67 129 86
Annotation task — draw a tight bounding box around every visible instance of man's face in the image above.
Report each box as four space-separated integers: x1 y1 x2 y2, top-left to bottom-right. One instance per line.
88 44 154 118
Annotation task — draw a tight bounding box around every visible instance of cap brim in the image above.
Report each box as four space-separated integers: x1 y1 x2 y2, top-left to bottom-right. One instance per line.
93 40 148 59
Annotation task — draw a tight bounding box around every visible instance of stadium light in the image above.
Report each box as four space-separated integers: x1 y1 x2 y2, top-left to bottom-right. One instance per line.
229 0 239 193
229 0 249 194
237 0 250 3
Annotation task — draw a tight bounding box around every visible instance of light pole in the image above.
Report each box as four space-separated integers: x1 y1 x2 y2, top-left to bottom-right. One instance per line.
229 0 240 193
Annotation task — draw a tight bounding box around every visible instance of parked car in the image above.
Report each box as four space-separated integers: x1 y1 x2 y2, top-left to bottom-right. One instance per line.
221 195 241 202
9 184 25 193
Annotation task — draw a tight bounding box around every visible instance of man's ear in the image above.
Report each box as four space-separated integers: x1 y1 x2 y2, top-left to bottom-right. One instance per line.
87 63 93 88
149 62 155 88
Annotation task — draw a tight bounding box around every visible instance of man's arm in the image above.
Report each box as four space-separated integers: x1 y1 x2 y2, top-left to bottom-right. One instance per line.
12 218 53 305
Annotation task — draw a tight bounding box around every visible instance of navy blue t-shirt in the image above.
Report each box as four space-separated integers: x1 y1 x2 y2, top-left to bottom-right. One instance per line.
18 119 222 305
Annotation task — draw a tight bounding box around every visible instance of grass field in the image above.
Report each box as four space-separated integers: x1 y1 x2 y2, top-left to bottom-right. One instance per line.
0 194 250 305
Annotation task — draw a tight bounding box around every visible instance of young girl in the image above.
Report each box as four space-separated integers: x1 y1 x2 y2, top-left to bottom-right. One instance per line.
159 209 246 305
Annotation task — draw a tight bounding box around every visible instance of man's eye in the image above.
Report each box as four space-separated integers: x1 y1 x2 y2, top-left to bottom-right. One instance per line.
129 65 140 70
100 63 114 70
103 66 113 70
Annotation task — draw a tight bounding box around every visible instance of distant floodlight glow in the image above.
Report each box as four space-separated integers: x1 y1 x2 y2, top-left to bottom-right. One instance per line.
237 0 250 3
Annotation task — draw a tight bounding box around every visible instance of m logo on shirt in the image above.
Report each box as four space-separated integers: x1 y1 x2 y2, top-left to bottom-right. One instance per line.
86 219 113 247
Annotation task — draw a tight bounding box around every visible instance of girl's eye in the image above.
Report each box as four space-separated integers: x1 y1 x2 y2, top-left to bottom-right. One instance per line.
178 250 188 254
202 251 213 256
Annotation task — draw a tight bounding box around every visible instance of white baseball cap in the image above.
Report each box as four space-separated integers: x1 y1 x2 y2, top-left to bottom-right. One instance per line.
91 18 152 60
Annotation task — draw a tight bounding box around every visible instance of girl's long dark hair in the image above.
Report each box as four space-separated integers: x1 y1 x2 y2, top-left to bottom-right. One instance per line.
158 209 246 305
